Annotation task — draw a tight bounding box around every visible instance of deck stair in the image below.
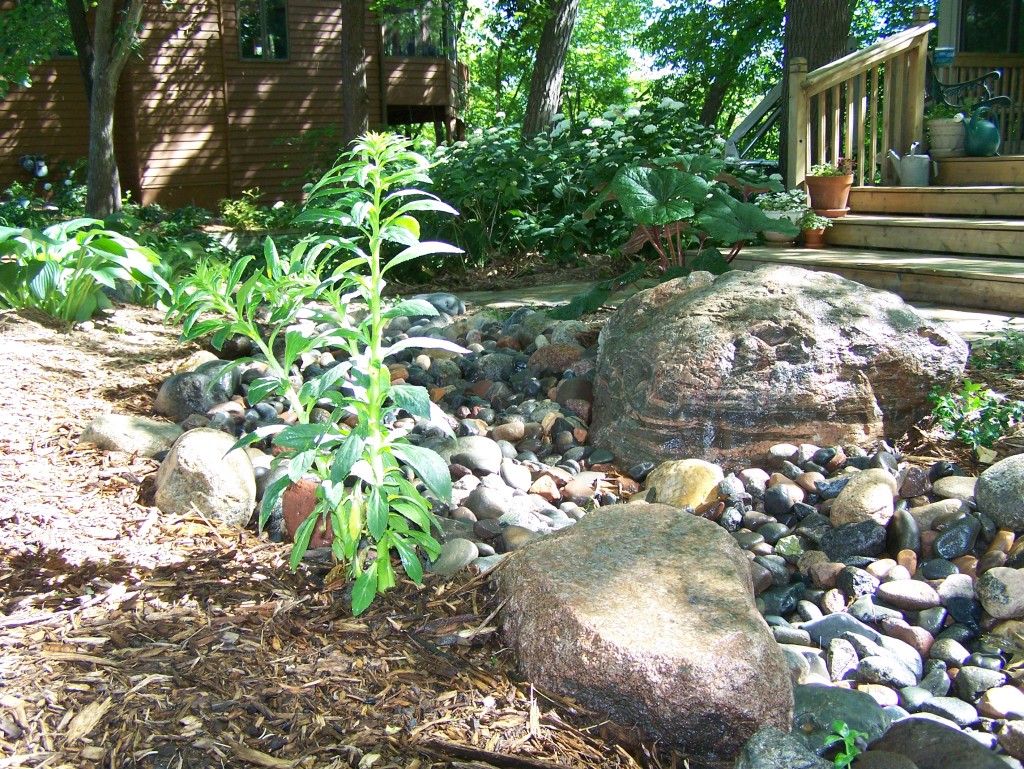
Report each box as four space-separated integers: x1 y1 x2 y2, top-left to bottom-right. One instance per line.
736 160 1024 315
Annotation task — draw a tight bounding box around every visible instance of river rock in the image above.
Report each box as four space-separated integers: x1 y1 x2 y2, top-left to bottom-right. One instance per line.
976 454 1024 532
792 684 890 754
870 716 1008 769
645 459 724 508
154 428 256 526
733 726 832 769
79 413 182 458
590 266 967 469
830 468 898 527
976 567 1024 619
154 371 228 421
496 502 792 760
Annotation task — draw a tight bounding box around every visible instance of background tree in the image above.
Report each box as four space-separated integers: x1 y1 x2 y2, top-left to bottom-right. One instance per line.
640 0 784 133
0 0 70 98
522 0 581 135
342 0 370 144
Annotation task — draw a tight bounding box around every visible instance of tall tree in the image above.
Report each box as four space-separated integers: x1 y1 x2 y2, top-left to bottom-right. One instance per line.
341 0 369 144
641 0 783 132
522 0 581 135
80 0 145 217
779 0 851 181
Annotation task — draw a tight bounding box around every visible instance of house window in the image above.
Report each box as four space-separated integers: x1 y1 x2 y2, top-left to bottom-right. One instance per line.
382 1 455 59
960 0 1024 52
239 0 288 60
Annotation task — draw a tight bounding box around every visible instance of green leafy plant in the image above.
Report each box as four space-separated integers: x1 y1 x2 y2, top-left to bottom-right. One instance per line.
800 210 834 230
755 189 808 213
219 188 298 231
0 218 170 323
971 325 1024 374
809 159 856 176
169 132 465 616
823 720 867 768
929 379 1024 450
591 155 796 272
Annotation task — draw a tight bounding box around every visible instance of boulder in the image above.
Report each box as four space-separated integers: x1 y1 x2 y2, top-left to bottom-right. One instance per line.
495 502 792 760
591 266 967 469
78 413 182 458
976 454 1024 532
154 428 256 526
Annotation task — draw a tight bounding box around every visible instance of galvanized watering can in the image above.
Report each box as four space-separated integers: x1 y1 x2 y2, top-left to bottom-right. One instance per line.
888 143 936 187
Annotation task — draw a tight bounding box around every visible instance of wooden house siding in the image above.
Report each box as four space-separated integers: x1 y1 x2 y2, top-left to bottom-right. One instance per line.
0 1 463 209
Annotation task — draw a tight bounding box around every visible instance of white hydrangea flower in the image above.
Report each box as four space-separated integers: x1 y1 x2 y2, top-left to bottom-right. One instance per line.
612 131 625 141
667 99 684 111
714 136 726 147
582 128 593 135
578 111 589 121
496 111 506 119
659 97 674 108
474 128 483 135
624 107 640 118
643 124 657 134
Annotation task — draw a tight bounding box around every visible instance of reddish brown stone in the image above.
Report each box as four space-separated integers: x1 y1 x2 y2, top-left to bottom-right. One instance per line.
527 343 585 376
282 478 333 549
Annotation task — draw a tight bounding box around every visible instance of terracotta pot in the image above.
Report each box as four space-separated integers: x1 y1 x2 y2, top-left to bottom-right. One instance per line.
802 227 827 248
282 478 334 548
761 210 799 243
806 174 853 217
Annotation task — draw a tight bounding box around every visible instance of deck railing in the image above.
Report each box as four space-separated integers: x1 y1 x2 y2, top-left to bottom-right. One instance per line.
786 7 935 189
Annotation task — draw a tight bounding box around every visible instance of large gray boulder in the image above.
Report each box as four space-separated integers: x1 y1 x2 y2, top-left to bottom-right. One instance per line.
154 428 256 526
591 266 968 469
495 502 793 761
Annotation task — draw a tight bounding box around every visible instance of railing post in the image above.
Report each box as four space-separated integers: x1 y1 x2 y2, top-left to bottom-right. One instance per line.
906 6 931 152
786 57 809 189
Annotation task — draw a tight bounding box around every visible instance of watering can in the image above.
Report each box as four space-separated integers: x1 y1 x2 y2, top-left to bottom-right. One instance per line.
888 143 936 187
964 105 1002 157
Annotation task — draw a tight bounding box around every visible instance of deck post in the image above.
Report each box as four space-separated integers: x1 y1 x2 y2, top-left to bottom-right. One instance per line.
906 6 930 151
786 57 809 189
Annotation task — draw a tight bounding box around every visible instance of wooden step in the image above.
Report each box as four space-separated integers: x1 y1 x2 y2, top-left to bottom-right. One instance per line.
850 186 1024 217
826 214 1024 257
734 246 1024 314
933 155 1024 186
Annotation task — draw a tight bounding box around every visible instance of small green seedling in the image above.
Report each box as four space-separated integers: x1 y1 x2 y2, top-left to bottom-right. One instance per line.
823 719 867 768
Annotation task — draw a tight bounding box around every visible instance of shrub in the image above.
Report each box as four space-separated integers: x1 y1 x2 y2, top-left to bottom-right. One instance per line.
929 379 1024 450
425 100 728 265
0 218 170 323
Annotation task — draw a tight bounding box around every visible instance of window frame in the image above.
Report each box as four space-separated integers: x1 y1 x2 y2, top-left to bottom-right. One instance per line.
238 0 290 62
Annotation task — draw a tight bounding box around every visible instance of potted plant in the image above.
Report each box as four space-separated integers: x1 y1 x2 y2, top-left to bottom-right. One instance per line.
925 103 966 158
806 159 855 217
755 189 807 243
800 210 833 248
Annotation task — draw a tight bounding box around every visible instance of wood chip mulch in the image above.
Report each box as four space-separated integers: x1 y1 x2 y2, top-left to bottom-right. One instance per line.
0 306 695 769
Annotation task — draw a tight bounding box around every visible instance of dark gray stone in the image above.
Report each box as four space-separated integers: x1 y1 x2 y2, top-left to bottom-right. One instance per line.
932 515 981 560
820 520 887 561
954 665 1007 703
792 684 890 755
870 716 1008 769
733 727 832 769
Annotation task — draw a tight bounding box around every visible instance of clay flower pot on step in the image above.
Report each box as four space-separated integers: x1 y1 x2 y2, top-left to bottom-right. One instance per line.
802 227 828 248
806 173 854 217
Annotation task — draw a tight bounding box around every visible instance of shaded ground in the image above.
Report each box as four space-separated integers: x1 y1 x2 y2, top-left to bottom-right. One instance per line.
1 300 1021 769
0 306 683 769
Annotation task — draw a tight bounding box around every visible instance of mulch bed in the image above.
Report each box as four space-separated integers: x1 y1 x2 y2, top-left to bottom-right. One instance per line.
0 306 691 769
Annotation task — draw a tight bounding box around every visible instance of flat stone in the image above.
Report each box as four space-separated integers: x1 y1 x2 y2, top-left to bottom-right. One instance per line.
791 683 890 754
979 685 1024 719
932 514 981 560
79 414 182 458
954 666 1008 703
931 474 977 502
857 655 918 688
919 696 978 727
429 538 480 576
875 579 941 610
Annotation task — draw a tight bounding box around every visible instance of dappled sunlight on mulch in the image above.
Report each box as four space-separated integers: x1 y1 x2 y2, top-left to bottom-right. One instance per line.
0 307 697 769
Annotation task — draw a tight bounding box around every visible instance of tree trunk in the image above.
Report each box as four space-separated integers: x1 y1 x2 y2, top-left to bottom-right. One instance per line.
699 79 730 129
84 0 145 218
522 0 581 136
780 0 851 184
342 0 369 145
65 0 94 105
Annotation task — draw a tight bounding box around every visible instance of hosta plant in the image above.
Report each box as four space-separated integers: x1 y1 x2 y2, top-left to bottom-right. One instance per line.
168 132 465 615
0 218 169 323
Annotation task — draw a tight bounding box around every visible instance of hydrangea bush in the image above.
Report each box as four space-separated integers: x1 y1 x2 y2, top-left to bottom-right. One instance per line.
425 99 725 265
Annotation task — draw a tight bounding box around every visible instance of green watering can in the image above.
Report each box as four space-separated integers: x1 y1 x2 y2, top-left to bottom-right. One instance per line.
964 105 1002 157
